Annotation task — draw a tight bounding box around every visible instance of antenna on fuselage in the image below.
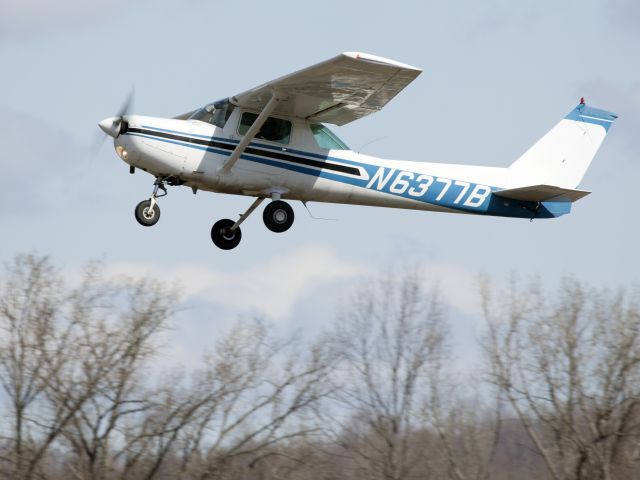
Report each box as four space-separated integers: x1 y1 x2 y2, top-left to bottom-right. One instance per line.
302 201 337 221
357 136 388 154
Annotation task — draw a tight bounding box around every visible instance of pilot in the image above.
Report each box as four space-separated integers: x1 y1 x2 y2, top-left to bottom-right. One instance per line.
260 119 279 142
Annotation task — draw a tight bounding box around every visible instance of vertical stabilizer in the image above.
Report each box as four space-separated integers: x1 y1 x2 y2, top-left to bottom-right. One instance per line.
508 101 617 189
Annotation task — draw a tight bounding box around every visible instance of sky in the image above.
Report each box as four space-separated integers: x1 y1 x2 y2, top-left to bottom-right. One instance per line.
1 0 639 370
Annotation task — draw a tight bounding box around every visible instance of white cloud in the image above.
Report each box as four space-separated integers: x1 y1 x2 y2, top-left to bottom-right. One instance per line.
104 245 369 321
422 265 485 317
102 248 488 320
102 248 490 328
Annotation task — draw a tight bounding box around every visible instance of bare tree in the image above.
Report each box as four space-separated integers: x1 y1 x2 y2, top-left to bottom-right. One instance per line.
160 320 335 480
424 384 502 480
0 254 62 479
321 268 449 480
0 255 178 480
17 253 638 480
59 273 178 480
0 253 337 480
482 277 640 480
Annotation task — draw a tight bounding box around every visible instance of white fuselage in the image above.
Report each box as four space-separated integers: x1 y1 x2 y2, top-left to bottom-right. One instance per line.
114 107 520 218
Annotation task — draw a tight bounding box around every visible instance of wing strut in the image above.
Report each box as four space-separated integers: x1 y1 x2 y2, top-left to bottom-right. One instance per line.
221 92 282 173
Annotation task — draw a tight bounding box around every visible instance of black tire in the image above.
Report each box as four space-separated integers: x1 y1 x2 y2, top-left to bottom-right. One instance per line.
211 219 242 250
263 200 294 233
134 200 161 227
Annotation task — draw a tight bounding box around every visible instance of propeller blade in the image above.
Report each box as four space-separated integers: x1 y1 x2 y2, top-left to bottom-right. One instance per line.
116 87 135 119
91 130 108 154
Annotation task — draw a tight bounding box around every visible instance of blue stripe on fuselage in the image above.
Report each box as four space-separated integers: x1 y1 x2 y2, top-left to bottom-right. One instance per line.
127 127 568 219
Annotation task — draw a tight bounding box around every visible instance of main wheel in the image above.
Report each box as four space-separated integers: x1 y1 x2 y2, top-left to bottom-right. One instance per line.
211 219 242 250
134 200 161 227
263 200 294 233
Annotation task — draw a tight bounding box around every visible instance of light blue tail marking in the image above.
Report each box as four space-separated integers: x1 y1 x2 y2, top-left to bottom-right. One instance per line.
565 103 618 132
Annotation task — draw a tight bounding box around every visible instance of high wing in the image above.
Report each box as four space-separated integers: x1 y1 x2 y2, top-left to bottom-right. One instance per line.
228 52 422 126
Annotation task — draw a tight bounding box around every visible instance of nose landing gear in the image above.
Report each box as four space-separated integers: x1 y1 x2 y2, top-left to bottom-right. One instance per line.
134 177 167 227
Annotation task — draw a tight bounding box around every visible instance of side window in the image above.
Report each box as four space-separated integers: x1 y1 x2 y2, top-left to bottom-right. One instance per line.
310 124 350 150
238 112 291 144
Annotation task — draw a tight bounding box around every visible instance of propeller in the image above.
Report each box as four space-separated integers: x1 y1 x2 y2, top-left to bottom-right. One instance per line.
94 89 134 151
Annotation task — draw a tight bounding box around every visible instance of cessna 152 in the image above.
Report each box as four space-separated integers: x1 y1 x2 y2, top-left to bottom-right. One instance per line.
98 52 617 250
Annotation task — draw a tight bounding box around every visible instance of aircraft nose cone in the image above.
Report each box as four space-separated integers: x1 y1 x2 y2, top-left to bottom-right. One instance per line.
98 116 120 138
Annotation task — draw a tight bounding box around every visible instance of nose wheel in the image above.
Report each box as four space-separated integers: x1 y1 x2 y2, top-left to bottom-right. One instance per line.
134 177 167 227
135 200 161 226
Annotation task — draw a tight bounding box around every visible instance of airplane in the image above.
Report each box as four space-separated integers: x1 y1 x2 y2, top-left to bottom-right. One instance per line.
98 52 617 250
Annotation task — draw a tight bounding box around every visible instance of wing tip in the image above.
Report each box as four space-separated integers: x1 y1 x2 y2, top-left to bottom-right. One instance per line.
342 51 422 72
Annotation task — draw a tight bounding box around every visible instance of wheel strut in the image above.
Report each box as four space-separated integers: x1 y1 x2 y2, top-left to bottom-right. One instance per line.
149 177 168 210
210 197 265 250
230 197 265 231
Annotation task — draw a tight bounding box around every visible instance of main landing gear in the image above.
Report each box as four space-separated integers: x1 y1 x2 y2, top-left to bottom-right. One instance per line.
210 196 295 250
134 177 167 227
263 200 294 233
132 179 295 250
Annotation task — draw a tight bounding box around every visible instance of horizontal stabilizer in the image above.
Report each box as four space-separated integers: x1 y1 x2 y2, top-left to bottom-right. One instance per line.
494 185 591 202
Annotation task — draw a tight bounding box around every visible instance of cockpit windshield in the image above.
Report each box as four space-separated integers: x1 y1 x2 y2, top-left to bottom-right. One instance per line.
189 98 236 128
310 123 350 150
